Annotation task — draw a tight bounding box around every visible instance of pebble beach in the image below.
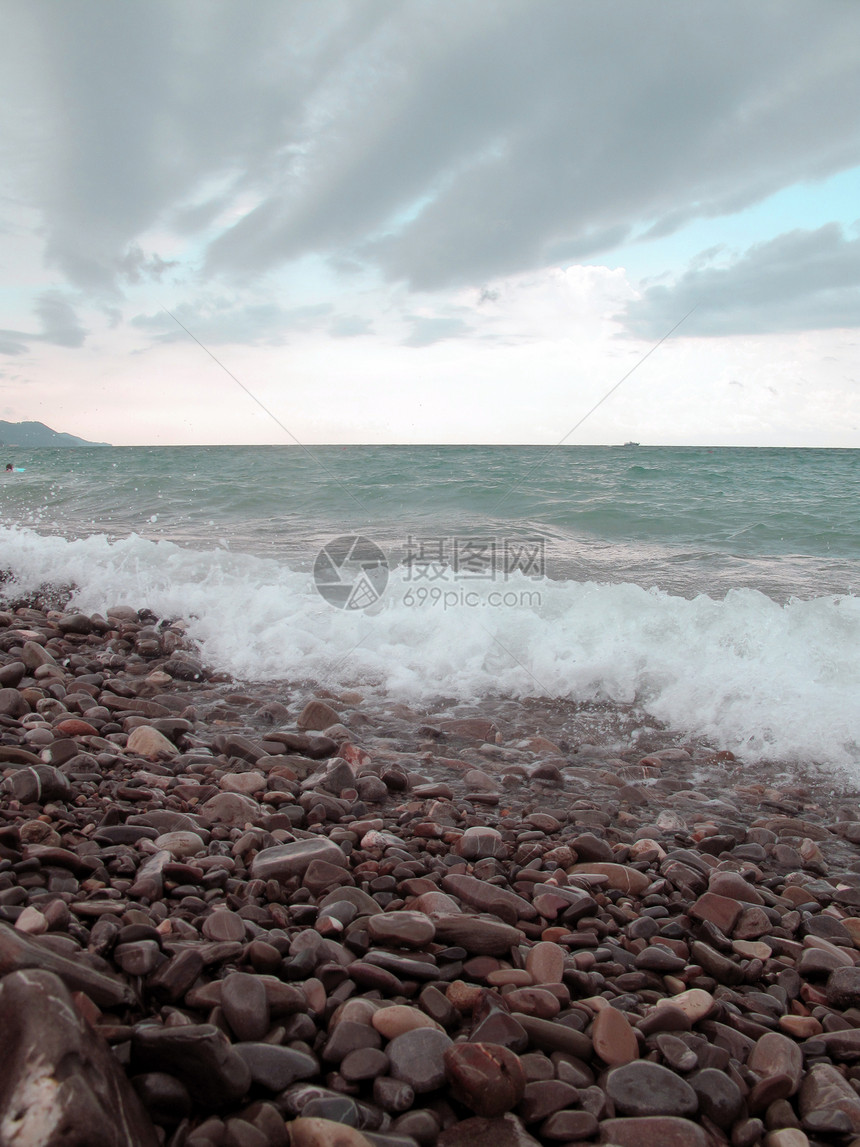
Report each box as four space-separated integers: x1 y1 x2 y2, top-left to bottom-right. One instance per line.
2 592 860 1147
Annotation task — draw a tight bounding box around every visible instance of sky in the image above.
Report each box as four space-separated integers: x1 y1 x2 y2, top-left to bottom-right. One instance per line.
0 0 859 447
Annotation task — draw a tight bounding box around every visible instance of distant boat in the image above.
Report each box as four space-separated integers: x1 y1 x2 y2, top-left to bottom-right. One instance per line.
611 441 641 448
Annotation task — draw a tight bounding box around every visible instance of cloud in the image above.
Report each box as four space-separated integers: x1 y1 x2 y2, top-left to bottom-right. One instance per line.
0 291 87 354
131 297 332 346
2 0 859 310
329 314 373 338
402 315 472 347
623 224 860 337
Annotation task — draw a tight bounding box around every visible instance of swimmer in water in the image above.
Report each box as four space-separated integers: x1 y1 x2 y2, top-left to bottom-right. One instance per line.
5 463 12 472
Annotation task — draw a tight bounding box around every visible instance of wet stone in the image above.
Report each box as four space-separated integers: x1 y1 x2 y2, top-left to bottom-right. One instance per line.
323 1020 383 1064
605 1060 699 1118
387 1027 453 1093
748 1031 804 1093
201 909 246 942
689 1067 744 1128
250 838 347 882
592 1003 639 1065
366 911 435 948
221 972 271 1043
131 1024 251 1108
539 1109 599 1140
517 1079 580 1123
0 969 159 1147
524 941 565 985
444 1042 526 1118
232 1044 318 1092
340 1047 390 1083
598 1115 711 1147
437 1114 542 1147
826 965 860 1008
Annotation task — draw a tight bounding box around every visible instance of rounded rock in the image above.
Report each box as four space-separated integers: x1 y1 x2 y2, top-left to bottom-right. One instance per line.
605 1060 699 1118
387 1027 453 1093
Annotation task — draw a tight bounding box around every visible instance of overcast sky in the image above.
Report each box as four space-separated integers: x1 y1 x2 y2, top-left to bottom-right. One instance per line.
1 0 858 446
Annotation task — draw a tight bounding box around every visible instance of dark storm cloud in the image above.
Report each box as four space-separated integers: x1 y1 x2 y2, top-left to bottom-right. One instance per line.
3 0 860 336
624 224 860 337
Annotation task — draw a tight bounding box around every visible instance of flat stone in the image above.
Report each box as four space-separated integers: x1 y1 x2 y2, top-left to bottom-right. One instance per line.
517 1079 580 1122
654 1033 698 1072
372 1005 444 1039
251 838 347 882
654 988 715 1023
387 1027 453 1093
366 911 435 948
592 1004 639 1066
689 891 742 934
221 770 266 795
540 1110 599 1139
322 1020 382 1064
200 792 260 828
748 1032 803 1094
690 1067 744 1129
153 830 206 857
605 1061 699 1118
339 1047 390 1083
454 826 508 860
568 862 651 895
471 1011 529 1053
812 1028 860 1059
297 700 341 731
233 1044 318 1092
442 874 538 921
114 940 162 976
510 1013 591 1060
502 988 559 1020
432 915 524 956
126 726 178 759
761 1131 813 1147
202 910 246 942
525 941 565 985
708 870 764 903
598 1116 710 1147
221 972 270 1042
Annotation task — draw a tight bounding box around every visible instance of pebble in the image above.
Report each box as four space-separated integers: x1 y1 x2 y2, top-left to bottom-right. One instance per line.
605 1060 699 1117
387 1028 453 1093
0 598 858 1144
592 1002 639 1065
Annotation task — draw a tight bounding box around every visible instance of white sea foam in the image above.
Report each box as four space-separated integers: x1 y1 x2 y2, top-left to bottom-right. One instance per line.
2 525 858 774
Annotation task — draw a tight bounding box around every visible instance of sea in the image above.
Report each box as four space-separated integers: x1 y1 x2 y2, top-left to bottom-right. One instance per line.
0 445 858 779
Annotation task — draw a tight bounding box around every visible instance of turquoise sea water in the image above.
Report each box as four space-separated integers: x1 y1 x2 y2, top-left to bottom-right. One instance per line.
1 445 858 772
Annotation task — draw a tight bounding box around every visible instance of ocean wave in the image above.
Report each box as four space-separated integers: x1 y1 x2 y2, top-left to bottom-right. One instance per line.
1 525 858 774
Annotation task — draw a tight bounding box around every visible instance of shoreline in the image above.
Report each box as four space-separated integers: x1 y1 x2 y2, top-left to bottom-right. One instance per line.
1 594 860 1145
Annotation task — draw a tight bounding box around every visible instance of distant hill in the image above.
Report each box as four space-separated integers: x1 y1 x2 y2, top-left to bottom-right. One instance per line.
0 420 110 448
